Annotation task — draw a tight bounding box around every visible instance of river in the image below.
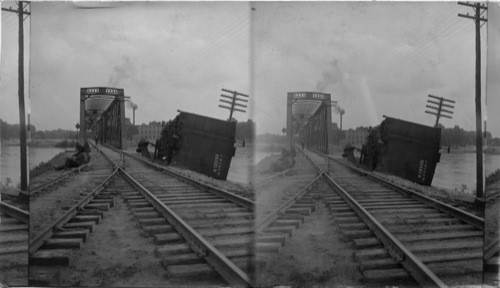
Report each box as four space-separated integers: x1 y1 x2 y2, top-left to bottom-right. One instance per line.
252 147 500 197
2 142 499 194
434 152 500 195
0 144 66 187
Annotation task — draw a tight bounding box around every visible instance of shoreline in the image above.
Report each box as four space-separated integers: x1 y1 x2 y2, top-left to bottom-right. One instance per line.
253 154 483 216
1 139 76 148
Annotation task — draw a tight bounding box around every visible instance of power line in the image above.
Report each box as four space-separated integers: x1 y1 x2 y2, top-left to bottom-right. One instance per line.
388 20 473 76
405 21 472 67
394 11 458 56
169 14 250 67
172 16 250 69
383 17 463 72
183 20 249 67
383 19 469 74
425 94 455 127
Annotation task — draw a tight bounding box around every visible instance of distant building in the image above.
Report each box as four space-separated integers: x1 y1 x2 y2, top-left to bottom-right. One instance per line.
330 122 343 146
133 121 163 143
341 127 369 148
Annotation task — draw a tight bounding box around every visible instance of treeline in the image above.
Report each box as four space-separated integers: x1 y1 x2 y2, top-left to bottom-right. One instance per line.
32 129 78 140
0 119 35 140
1 119 78 140
440 125 500 147
235 119 255 142
255 133 285 143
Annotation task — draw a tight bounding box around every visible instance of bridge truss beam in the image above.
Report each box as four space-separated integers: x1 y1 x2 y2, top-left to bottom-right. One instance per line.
286 92 333 154
80 87 126 149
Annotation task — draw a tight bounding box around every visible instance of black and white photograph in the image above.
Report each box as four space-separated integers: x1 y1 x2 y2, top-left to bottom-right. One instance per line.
0 1 499 288
251 2 494 287
0 1 30 286
484 2 500 287
14 1 254 287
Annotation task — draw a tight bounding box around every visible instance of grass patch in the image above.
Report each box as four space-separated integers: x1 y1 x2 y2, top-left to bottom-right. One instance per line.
30 152 67 178
486 169 500 186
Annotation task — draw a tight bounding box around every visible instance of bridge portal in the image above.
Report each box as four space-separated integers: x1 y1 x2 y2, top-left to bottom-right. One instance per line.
79 87 126 149
286 92 333 154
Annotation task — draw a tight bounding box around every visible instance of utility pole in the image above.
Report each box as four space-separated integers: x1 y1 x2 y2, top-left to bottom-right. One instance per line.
458 1 487 201
2 2 31 193
218 88 249 121
425 94 455 127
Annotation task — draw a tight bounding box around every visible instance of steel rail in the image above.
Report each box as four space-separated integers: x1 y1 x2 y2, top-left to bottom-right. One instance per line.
99 146 253 286
485 189 500 202
256 145 323 231
94 144 124 169
29 146 119 254
30 148 101 194
295 145 324 174
0 201 29 224
256 172 323 232
30 173 72 194
322 172 447 288
121 150 255 210
118 167 252 287
485 238 500 261
326 155 484 230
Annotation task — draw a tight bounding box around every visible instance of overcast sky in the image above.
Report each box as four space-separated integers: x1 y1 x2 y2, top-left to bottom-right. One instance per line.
1 1 30 126
2 2 251 131
1 2 498 138
487 3 500 139
252 2 494 136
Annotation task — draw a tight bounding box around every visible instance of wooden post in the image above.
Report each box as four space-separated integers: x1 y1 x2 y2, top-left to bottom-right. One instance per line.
18 1 28 192
474 2 484 199
458 1 488 202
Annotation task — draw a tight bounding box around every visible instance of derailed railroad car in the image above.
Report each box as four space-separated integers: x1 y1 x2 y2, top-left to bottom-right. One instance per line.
363 117 441 186
154 111 236 180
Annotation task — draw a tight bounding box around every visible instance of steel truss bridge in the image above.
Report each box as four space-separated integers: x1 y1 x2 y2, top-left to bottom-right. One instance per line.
286 91 334 154
79 87 127 149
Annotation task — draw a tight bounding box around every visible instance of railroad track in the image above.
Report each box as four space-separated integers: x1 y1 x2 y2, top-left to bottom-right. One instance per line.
254 146 330 284
100 146 256 286
29 142 256 286
0 201 29 286
28 145 121 285
484 235 500 287
29 148 101 196
257 147 484 287
323 152 483 287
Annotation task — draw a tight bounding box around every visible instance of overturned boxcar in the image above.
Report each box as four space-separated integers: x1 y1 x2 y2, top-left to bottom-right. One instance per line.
154 111 236 180
362 117 441 186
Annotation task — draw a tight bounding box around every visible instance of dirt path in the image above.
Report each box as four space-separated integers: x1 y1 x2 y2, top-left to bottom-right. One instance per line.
255 152 317 224
47 195 197 287
256 203 363 287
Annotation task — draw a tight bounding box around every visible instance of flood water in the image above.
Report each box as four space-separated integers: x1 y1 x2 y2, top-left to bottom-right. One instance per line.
0 144 66 187
2 141 499 193
434 152 500 195
252 146 500 197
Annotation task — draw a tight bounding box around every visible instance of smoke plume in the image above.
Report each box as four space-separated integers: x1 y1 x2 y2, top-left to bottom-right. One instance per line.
128 100 138 110
109 55 136 87
315 59 343 93
333 104 345 115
